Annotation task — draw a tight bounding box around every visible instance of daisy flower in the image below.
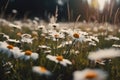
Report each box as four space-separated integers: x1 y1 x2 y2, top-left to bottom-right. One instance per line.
48 22 59 30
94 59 107 65
21 34 32 39
2 61 13 74
32 66 51 76
34 17 39 21
89 41 97 46
8 23 21 29
12 9 17 14
44 50 51 54
0 41 22 58
31 31 38 37
105 35 120 41
89 36 99 43
38 45 51 49
49 31 65 41
46 55 72 66
88 48 120 60
21 34 34 44
20 50 39 60
69 30 86 43
16 32 22 37
7 39 20 44
37 25 47 33
38 25 45 29
57 41 72 48
0 33 9 40
112 44 120 48
60 29 70 35
73 68 108 80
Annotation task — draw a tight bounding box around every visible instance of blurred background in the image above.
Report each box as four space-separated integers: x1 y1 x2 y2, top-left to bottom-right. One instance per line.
0 0 120 23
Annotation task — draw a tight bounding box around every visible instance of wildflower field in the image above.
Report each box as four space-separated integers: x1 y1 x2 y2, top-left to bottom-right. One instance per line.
0 17 120 80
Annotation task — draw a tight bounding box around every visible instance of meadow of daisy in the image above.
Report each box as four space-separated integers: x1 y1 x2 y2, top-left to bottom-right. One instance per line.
0 15 120 80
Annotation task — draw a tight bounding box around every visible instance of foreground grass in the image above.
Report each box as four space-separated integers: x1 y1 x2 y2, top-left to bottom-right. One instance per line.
0 21 120 80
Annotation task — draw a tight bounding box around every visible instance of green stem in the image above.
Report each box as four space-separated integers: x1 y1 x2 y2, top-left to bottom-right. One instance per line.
52 63 58 72
65 40 75 57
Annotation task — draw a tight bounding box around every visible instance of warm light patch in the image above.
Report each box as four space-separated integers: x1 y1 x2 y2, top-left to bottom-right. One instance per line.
73 33 80 38
85 71 97 79
17 32 22 36
91 0 99 9
54 34 59 38
32 31 38 37
40 66 47 72
56 56 63 61
96 59 103 63
7 45 14 49
87 0 111 12
25 50 32 55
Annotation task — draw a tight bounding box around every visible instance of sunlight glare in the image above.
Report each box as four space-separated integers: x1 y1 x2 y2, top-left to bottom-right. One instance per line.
87 0 111 12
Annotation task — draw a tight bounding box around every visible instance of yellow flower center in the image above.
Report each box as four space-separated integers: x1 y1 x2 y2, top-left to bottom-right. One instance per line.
85 71 97 79
25 50 32 55
32 32 38 37
56 56 63 61
7 45 14 49
73 33 80 38
17 32 22 36
54 34 59 38
96 59 103 63
40 67 47 73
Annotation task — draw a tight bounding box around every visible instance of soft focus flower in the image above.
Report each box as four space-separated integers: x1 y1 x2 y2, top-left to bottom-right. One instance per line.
20 50 39 60
69 30 86 43
49 15 57 23
94 59 106 65
84 36 99 46
8 23 21 29
2 61 13 74
12 9 17 14
0 18 10 26
44 50 51 54
0 41 22 58
32 66 51 76
46 55 72 66
34 17 40 21
32 20 39 30
21 34 34 44
38 25 45 29
88 48 120 61
57 41 72 48
89 41 97 46
21 34 31 38
105 35 120 41
0 33 9 41
7 39 20 44
17 32 22 37
48 22 60 30
73 68 108 80
112 44 120 48
32 31 38 37
49 31 65 41
89 36 99 43
38 45 51 49
38 25 47 33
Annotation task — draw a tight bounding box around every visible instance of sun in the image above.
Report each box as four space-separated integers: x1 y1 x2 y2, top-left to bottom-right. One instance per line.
97 0 111 11
87 0 111 12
